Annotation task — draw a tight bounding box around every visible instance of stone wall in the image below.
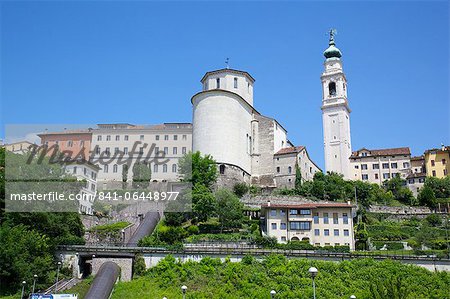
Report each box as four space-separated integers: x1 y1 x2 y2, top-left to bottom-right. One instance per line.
216 163 251 190
91 257 133 282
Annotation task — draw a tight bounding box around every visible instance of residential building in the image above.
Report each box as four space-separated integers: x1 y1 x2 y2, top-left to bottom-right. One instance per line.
38 129 93 159
273 146 321 188
261 201 355 250
406 172 426 197
90 123 192 189
350 147 411 185
411 156 426 174
321 30 352 179
424 145 450 178
64 161 100 215
3 141 35 154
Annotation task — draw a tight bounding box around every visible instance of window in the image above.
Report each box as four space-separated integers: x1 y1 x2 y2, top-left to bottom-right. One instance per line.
154 164 158 173
280 209 286 216
419 178 425 183
105 135 111 141
155 147 159 154
333 213 339 224
289 209 298 215
373 164 379 169
375 173 379 180
172 164 177 173
431 160 435 166
361 164 368 170
432 170 436 177
219 165 225 174
343 213 349 224
73 167 77 174
276 167 280 173
271 223 277 230
92 172 96 180
324 229 330 236
391 163 398 169
105 147 110 155
173 147 177 155
382 163 389 169
182 147 187 154
115 147 119 154
408 179 414 184
281 236 287 242
328 82 336 96
334 229 339 236
300 209 311 215
164 147 168 154
289 221 311 230
104 165 108 173
362 174 369 180
383 173 390 179
288 166 292 174
442 159 446 165
344 229 349 236
91 184 96 192
67 140 73 147
115 135 120 141
124 135 129 141
234 77 238 88
403 162 409 168
314 229 320 236
139 147 144 155
173 135 178 141
164 135 169 141
355 165 359 169
270 209 277 216
84 168 88 175
280 223 287 230
124 147 128 154
140 135 144 141
216 78 220 88
113 165 118 173
163 164 167 173
313 212 319 224
95 146 101 155
323 213 329 224
97 135 102 141
156 135 160 140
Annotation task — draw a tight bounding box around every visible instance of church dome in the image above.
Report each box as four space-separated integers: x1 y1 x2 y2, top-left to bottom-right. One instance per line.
323 31 342 59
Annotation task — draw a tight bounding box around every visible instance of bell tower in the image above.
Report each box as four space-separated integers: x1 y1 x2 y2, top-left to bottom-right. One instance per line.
321 29 352 179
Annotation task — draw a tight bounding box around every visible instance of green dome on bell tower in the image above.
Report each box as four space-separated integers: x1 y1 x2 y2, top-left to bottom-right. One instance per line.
323 29 342 59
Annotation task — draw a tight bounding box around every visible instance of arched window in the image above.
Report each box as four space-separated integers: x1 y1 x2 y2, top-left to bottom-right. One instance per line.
219 164 225 174
216 78 220 89
234 77 238 88
329 82 336 96
288 166 292 174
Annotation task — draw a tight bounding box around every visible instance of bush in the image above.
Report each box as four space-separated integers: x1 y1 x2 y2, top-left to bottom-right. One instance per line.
187 225 200 235
233 183 249 198
134 255 146 277
425 214 442 227
252 236 278 248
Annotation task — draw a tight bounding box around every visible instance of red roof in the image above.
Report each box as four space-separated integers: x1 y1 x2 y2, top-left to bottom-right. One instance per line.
274 146 305 155
350 147 410 158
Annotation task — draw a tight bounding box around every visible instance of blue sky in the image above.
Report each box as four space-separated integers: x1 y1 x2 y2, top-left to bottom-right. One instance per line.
1 1 449 169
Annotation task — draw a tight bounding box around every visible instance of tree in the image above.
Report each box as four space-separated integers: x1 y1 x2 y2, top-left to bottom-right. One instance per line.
384 176 415 205
233 182 249 198
418 185 437 208
132 162 151 189
424 213 442 227
215 189 244 232
294 162 302 190
178 151 217 190
193 184 217 222
422 176 450 199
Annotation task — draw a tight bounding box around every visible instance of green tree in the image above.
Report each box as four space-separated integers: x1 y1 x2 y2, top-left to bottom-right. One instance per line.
294 162 302 190
425 214 442 227
384 176 415 205
233 182 249 198
133 255 146 277
418 185 437 208
193 184 217 222
132 162 151 189
215 189 244 232
178 151 217 189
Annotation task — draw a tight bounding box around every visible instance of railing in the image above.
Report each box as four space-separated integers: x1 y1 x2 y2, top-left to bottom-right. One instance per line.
57 244 450 262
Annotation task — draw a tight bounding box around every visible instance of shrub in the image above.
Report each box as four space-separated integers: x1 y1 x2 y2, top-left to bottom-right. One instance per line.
187 225 200 235
233 183 249 198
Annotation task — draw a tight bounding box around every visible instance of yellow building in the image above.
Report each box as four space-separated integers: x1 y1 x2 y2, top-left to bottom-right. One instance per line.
424 145 450 178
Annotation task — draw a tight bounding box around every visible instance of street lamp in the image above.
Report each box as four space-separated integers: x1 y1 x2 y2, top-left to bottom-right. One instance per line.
181 285 187 299
308 267 318 299
55 261 62 293
270 290 277 299
350 295 356 299
32 274 38 294
20 281 26 299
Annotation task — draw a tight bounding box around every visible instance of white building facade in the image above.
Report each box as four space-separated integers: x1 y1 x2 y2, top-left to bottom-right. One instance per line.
261 201 355 250
350 147 411 184
321 32 352 179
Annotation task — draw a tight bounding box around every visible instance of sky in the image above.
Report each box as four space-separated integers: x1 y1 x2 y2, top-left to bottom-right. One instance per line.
1 1 449 169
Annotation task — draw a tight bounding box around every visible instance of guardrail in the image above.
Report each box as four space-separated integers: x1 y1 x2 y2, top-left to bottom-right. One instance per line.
57 244 450 262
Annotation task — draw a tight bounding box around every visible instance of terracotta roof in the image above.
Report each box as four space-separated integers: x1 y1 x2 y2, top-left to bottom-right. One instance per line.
424 146 450 154
411 155 424 161
350 147 410 158
262 202 353 209
407 172 426 179
274 146 305 155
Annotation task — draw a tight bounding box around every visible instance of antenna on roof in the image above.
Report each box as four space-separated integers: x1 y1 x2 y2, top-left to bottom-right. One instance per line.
225 57 230 69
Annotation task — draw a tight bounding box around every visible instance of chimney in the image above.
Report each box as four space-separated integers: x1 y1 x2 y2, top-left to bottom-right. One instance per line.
267 200 271 207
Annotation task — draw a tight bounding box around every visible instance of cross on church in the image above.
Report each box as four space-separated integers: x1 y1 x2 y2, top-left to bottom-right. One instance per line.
329 28 337 41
